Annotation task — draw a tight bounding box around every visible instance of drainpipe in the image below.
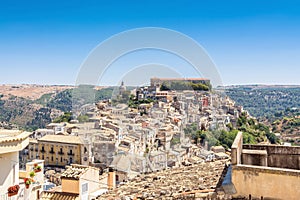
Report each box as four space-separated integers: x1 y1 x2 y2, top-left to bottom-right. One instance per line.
107 167 116 190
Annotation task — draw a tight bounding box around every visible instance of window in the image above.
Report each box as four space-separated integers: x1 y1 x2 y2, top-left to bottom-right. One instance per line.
42 155 44 159
13 164 15 183
51 156 53 161
61 157 62 162
82 183 88 193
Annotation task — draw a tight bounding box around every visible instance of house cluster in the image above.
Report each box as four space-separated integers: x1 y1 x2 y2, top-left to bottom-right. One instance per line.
0 78 246 200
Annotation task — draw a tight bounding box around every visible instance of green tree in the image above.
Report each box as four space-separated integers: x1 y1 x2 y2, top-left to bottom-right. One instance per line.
77 115 89 123
53 112 73 123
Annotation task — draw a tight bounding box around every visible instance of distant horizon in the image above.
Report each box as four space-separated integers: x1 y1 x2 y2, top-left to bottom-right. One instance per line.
1 82 300 87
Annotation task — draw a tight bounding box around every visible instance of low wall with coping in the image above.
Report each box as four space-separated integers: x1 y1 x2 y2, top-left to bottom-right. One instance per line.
243 144 300 170
231 133 300 199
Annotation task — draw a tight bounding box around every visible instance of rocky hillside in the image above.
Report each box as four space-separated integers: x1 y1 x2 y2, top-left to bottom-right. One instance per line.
272 116 300 145
0 85 114 130
0 84 73 100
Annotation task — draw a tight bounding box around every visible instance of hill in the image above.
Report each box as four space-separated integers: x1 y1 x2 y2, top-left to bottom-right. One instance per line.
0 84 74 100
0 84 114 130
271 116 300 145
225 85 300 146
224 85 300 121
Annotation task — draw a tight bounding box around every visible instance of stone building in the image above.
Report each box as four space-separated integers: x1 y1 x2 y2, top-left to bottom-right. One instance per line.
150 77 210 88
28 135 84 167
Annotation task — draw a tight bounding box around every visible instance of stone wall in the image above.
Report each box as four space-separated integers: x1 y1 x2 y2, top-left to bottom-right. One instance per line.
243 144 300 170
61 178 79 194
231 132 243 165
231 133 300 199
232 164 300 200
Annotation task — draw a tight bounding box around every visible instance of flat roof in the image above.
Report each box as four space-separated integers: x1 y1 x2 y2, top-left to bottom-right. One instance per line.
38 135 83 144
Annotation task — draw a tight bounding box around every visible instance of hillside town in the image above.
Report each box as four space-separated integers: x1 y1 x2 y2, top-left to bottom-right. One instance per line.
3 1 300 199
1 78 299 200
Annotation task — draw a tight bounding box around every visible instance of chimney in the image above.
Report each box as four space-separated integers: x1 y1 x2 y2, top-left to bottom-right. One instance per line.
107 167 116 189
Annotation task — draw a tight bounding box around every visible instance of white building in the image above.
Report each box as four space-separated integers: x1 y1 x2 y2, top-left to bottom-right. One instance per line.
0 130 30 199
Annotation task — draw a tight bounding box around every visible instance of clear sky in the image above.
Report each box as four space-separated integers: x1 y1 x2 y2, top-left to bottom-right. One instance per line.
1 0 300 86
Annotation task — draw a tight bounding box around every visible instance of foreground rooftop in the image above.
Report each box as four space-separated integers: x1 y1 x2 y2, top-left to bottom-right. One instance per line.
0 129 31 153
98 160 231 200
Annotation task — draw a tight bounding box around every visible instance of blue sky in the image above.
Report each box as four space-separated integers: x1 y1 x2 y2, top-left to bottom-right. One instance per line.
0 0 300 86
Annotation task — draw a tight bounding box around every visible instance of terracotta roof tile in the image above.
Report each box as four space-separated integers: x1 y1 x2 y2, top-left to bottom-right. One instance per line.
41 191 79 200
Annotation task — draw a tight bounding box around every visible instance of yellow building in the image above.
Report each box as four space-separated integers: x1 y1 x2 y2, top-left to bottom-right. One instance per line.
29 135 84 167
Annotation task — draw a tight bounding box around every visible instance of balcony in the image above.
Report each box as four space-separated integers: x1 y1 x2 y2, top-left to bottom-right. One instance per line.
67 152 74 156
49 150 55 154
58 151 64 155
40 149 46 153
35 148 38 152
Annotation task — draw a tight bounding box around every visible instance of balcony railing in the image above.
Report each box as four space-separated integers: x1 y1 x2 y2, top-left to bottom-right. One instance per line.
41 149 46 153
67 152 74 156
49 150 55 154
58 151 64 155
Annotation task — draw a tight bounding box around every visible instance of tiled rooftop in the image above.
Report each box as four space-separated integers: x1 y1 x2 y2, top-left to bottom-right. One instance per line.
98 160 230 200
61 164 89 179
0 130 31 143
41 191 79 200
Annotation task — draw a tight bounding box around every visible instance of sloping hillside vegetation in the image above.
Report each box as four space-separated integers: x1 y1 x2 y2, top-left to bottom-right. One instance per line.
184 112 279 150
0 86 115 130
